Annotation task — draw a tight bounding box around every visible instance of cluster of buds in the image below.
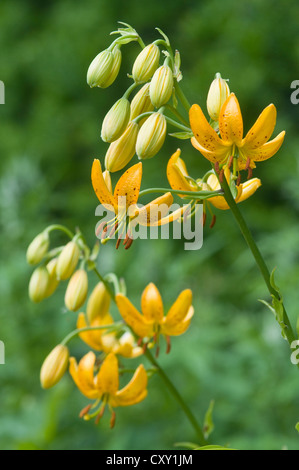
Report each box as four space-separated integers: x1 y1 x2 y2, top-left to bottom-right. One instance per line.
27 228 92 312
87 24 181 173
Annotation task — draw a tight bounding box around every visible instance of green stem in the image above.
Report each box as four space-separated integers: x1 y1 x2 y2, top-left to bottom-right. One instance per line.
93 267 116 301
164 104 190 127
123 82 139 99
164 115 191 132
61 324 123 346
46 225 74 239
220 176 296 347
145 350 207 446
174 81 191 113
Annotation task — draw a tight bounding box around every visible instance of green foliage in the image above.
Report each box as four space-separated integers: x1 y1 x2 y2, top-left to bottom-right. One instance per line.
1 0 299 450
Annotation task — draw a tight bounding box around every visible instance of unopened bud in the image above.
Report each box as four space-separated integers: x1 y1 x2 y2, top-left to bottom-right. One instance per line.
136 112 167 159
104 47 122 88
87 49 114 88
207 73 230 121
65 269 88 311
45 257 59 298
149 65 173 108
40 344 69 389
29 266 50 303
56 241 80 281
130 83 154 121
132 44 160 83
105 121 138 172
86 282 111 324
26 231 49 265
101 98 131 143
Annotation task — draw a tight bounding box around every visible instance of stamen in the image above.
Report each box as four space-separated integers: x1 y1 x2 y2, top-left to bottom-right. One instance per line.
95 406 106 425
202 211 207 227
219 169 224 183
79 404 92 418
108 222 119 239
245 157 251 170
210 214 216 229
115 237 122 249
96 222 106 238
124 237 134 250
247 167 253 180
166 336 171 354
237 173 241 186
215 162 220 174
155 344 160 358
228 155 234 169
101 224 108 240
142 342 148 354
137 337 143 347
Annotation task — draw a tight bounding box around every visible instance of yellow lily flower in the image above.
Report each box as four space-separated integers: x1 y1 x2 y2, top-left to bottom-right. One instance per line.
167 149 261 212
77 312 143 358
69 352 148 426
115 283 194 356
91 159 186 248
190 93 285 171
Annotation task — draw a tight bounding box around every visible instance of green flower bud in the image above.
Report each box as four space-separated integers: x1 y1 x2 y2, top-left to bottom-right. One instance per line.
87 49 114 88
104 47 122 88
26 231 49 265
136 112 167 160
130 83 154 121
105 121 139 172
65 269 88 312
56 241 80 281
40 344 69 389
207 73 230 121
29 266 50 303
86 282 111 324
45 257 59 298
101 98 131 143
149 65 174 108
132 44 160 83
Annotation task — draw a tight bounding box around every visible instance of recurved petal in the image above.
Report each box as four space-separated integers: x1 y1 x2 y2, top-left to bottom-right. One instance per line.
77 312 115 352
242 104 277 149
162 306 194 336
164 289 193 328
219 93 243 145
115 293 154 338
191 137 229 163
141 283 164 323
189 104 225 152
110 364 148 407
237 178 261 202
96 352 119 395
91 159 115 210
167 149 198 197
69 352 101 399
242 131 285 163
132 192 174 226
152 204 189 226
113 162 142 209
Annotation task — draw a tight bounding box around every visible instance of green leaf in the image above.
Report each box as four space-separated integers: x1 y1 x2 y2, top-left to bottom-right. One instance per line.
169 131 193 140
155 27 170 46
203 400 215 439
295 422 299 433
198 445 236 451
229 178 238 199
174 442 199 450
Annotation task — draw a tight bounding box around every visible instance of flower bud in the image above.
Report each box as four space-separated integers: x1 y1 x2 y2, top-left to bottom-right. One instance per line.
149 65 174 108
40 344 69 389
86 282 111 324
130 83 154 121
132 44 160 83
207 73 230 121
45 257 59 298
29 266 50 303
104 47 122 88
101 98 131 143
26 231 49 265
65 269 88 312
136 112 167 159
56 241 80 281
87 49 114 88
105 121 139 172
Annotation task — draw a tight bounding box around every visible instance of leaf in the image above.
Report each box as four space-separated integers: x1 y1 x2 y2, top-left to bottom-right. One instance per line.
169 131 193 140
155 27 170 46
198 445 236 451
174 442 199 450
295 422 299 433
229 178 238 199
203 400 215 439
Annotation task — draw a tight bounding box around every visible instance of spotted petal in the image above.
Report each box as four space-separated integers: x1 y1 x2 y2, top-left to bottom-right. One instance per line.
91 159 115 210
96 353 119 395
113 162 142 209
110 365 148 407
219 93 243 145
242 104 277 150
116 293 154 338
69 352 101 400
167 149 198 197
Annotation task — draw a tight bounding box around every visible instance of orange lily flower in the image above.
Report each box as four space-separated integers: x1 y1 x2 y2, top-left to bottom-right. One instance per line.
167 149 261 212
77 312 143 358
190 93 285 171
115 283 194 356
91 159 187 248
69 352 147 426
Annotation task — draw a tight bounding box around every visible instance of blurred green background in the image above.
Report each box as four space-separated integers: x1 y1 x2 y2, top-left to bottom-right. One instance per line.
1 0 299 450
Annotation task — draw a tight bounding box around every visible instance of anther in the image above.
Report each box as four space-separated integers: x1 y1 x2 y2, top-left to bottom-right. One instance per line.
79 404 92 418
228 155 234 169
95 406 105 425
166 336 171 354
219 169 224 183
247 167 253 180
124 237 134 250
215 162 220 174
245 157 251 170
237 173 241 186
116 237 122 250
202 212 207 227
110 410 116 429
